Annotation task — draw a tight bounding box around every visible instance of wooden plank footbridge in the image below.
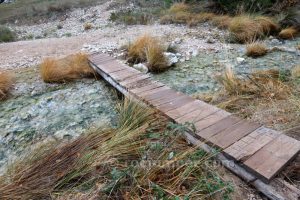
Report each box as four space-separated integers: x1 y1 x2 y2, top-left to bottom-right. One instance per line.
89 53 300 200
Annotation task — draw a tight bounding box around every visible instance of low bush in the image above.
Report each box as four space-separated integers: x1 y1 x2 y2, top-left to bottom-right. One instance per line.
0 26 16 43
0 71 14 100
110 10 152 25
40 53 96 83
246 42 268 58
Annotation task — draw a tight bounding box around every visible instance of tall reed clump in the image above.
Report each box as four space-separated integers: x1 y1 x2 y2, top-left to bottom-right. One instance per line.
40 53 96 83
229 15 279 43
0 71 14 100
0 99 234 199
128 35 169 73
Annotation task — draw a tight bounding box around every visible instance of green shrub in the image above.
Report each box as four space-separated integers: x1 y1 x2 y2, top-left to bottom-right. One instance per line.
110 10 152 25
0 26 16 43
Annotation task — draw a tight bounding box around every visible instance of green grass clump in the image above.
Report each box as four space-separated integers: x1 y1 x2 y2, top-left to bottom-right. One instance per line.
0 26 16 43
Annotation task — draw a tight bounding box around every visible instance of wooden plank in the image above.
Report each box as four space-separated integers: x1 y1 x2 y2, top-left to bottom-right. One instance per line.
130 82 164 94
175 104 220 124
93 56 114 64
109 68 141 81
98 61 127 73
244 134 300 182
209 120 261 149
149 91 184 106
140 88 174 101
156 96 195 113
137 86 170 98
165 100 208 119
196 116 242 140
126 78 153 90
224 127 280 162
194 110 231 133
89 54 110 62
119 74 151 87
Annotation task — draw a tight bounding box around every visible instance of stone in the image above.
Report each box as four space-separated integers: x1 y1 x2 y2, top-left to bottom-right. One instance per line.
133 63 148 73
174 38 182 44
236 57 245 64
164 52 179 66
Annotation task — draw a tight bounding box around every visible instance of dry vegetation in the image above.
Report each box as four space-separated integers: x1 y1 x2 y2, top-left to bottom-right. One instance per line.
194 67 300 134
40 53 96 83
127 35 169 72
228 15 279 43
0 99 233 199
0 71 14 100
83 23 93 30
291 65 300 78
279 27 299 39
246 42 268 58
160 3 293 43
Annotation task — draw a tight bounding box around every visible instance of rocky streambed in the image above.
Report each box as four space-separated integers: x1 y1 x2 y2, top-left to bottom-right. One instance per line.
152 38 300 95
0 32 299 174
0 67 118 173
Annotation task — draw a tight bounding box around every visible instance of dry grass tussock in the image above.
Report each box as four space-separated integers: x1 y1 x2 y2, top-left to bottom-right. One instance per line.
279 27 299 39
291 65 300 79
211 15 232 29
40 53 96 83
194 68 300 137
128 35 169 72
246 42 268 58
0 71 14 100
0 99 233 199
218 67 290 99
229 15 279 43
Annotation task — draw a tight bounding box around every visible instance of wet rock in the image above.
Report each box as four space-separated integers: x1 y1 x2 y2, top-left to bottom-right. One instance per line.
164 52 179 66
206 37 216 44
133 63 148 73
236 57 246 64
174 38 182 44
270 38 282 45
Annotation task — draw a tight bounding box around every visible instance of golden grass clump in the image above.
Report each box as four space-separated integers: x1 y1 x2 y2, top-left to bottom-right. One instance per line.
229 15 263 43
229 15 278 43
279 27 299 39
0 71 14 100
128 35 169 72
254 16 279 35
291 65 300 79
211 15 232 29
145 43 169 72
246 42 268 58
218 67 290 99
40 53 96 83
